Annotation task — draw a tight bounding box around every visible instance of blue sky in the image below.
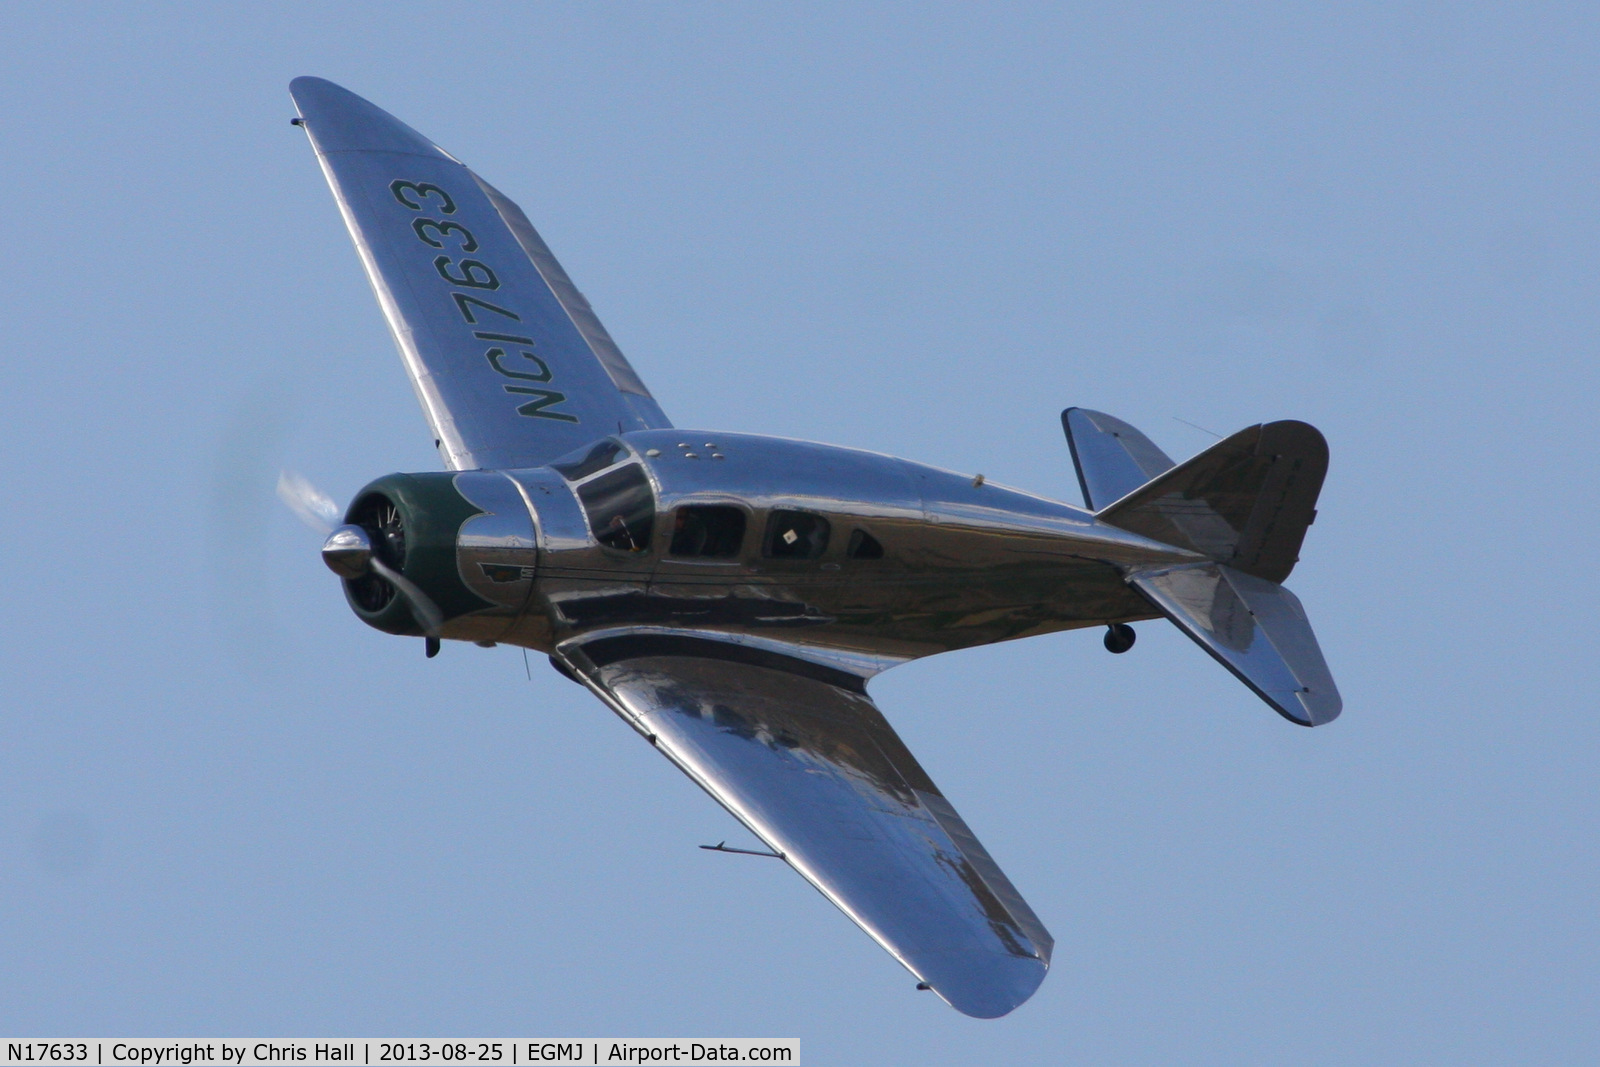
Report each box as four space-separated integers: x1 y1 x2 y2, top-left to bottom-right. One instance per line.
2 3 1597 1061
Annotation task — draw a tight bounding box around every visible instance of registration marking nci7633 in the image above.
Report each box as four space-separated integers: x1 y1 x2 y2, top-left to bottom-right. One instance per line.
389 178 578 423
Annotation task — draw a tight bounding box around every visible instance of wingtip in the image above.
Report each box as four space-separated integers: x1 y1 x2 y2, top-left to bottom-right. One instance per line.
1298 690 1343 727
287 76 454 161
1270 687 1341 727
928 959 1049 1017
918 951 1050 1018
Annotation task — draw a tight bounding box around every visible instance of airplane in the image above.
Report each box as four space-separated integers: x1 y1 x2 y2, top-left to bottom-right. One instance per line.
281 77 1341 1019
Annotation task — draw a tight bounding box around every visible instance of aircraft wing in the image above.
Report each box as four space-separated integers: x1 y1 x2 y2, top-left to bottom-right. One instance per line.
557 634 1053 1018
290 77 670 471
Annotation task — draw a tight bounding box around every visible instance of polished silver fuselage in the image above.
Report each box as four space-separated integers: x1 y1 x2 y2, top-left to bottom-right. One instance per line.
445 430 1200 673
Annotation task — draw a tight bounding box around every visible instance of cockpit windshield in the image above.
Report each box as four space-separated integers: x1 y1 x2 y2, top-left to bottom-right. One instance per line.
577 464 656 552
551 438 629 482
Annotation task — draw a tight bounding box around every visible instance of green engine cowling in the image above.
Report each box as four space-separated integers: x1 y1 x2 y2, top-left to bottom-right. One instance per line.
341 471 540 645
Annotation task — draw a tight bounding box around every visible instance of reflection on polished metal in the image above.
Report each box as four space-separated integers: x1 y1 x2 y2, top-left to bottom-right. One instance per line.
561 638 1056 1018
291 77 1344 1018
321 524 373 580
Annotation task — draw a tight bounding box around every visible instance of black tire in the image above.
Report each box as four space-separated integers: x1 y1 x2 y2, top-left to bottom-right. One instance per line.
1104 623 1136 654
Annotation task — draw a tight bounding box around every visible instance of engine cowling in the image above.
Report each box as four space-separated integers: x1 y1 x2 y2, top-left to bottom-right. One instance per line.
334 471 540 645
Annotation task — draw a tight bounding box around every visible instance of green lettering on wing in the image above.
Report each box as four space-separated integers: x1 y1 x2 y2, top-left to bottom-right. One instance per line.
504 385 579 422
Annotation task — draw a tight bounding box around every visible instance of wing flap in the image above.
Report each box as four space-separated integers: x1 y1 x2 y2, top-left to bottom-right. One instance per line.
291 77 670 471
561 633 1052 1018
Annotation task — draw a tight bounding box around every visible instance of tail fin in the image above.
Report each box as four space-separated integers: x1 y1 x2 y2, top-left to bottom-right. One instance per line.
1090 419 1327 584
1063 409 1340 726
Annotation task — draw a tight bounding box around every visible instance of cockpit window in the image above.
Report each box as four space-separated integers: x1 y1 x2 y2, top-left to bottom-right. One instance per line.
577 464 656 551
764 510 830 560
552 438 628 481
670 506 746 558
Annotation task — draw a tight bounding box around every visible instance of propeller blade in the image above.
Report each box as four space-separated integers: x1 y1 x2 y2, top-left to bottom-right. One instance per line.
277 470 340 535
369 556 445 639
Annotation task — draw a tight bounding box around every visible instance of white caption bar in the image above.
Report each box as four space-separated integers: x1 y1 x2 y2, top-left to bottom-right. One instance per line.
0 1043 799 1067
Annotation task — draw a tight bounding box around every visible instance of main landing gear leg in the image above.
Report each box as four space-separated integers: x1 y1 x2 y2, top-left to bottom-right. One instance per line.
1103 623 1136 654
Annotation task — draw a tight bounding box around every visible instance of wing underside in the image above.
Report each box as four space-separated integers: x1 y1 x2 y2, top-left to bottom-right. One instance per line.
290 77 670 471
559 633 1052 1018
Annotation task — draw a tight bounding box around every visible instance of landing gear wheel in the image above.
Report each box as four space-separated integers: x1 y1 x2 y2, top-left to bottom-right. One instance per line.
1104 623 1136 654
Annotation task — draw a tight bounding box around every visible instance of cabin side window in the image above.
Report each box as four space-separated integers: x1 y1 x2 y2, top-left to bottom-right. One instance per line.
670 505 747 558
764 510 830 560
577 464 656 551
847 528 884 559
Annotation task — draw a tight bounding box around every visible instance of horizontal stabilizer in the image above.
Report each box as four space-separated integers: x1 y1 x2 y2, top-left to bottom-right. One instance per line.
1061 408 1176 511
1096 421 1327 583
1130 563 1341 726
